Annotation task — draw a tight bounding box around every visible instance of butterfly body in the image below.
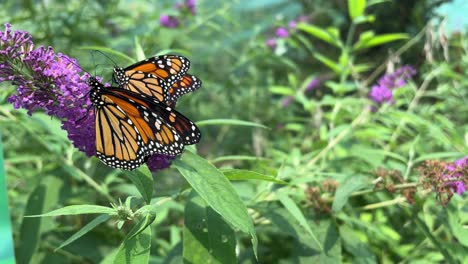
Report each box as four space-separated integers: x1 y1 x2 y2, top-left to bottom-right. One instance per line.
87 76 201 170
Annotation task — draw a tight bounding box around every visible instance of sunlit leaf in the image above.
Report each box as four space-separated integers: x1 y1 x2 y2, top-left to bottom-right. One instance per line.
183 192 236 264
332 176 369 212
222 169 286 184
26 205 115 217
126 166 154 204
174 151 258 259
56 214 110 251
196 119 269 129
348 0 367 19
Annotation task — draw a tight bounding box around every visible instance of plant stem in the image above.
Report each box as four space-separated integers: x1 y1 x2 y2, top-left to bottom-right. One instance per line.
305 105 370 169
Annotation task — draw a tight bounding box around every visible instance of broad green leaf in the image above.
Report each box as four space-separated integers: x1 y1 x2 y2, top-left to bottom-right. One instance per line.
297 23 341 48
353 33 408 50
444 197 468 247
332 176 369 212
222 169 287 184
79 46 135 64
128 207 157 240
126 166 154 204
26 205 115 217
183 192 236 264
174 151 258 259
211 155 270 163
196 119 268 129
113 220 152 264
17 176 63 264
56 214 110 251
134 36 146 61
276 191 322 250
313 53 341 73
256 203 341 262
16 185 46 264
348 0 367 19
340 225 376 263
413 152 462 164
269 85 295 95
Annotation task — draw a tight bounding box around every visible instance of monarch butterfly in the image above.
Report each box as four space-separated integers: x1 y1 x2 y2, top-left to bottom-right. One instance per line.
113 55 201 107
87 76 201 170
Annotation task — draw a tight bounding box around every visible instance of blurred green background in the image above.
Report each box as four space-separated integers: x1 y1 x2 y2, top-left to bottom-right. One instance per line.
0 0 467 263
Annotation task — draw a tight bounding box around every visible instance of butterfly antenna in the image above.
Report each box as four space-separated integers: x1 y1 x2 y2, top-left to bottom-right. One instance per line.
93 50 118 67
61 55 93 77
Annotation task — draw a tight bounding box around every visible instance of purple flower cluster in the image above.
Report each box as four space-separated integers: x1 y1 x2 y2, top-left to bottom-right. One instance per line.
1 23 95 156
266 15 308 49
444 157 467 195
160 0 196 28
0 23 173 171
369 65 417 105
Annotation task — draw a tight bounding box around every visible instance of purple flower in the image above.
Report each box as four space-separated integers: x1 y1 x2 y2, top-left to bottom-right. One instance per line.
275 27 289 38
281 96 294 107
452 181 466 195
288 21 297 29
160 15 180 28
266 38 277 49
305 78 321 91
369 65 416 105
0 23 173 171
443 156 467 195
175 0 196 16
454 157 468 168
369 84 393 104
185 0 196 15
146 155 176 172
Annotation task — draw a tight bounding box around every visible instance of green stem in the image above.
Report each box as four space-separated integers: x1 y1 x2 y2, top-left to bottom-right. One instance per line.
385 69 438 152
305 106 370 169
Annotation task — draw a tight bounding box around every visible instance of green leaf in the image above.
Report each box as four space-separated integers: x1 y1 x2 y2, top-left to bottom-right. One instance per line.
196 119 269 129
332 176 369 212
17 177 63 264
444 197 468 247
79 46 135 64
16 185 46 264
113 220 152 264
256 203 341 262
126 166 154 204
313 53 341 73
353 33 409 50
269 85 295 96
174 151 258 259
348 0 367 19
56 214 110 251
222 169 286 184
128 207 157 240
276 191 322 250
26 205 115 217
134 36 146 61
183 192 236 264
340 225 376 263
211 155 270 163
297 23 342 48
413 152 462 164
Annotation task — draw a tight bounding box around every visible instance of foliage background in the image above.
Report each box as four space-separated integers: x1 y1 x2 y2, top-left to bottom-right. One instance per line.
0 0 467 263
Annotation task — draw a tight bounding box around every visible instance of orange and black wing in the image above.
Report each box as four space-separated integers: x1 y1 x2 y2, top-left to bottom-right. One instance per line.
89 78 200 170
167 74 202 107
113 54 190 93
113 55 201 106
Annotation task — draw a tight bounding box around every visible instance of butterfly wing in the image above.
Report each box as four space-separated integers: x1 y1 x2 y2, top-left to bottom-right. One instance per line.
167 74 202 107
90 79 200 170
113 55 200 106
